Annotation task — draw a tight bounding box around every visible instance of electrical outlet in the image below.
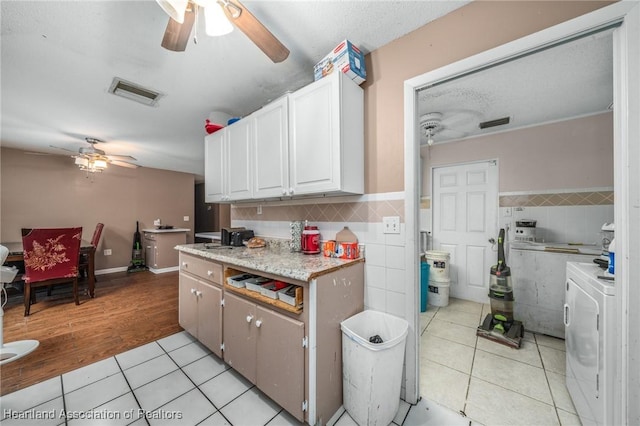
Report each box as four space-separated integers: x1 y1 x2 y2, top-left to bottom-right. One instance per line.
383 216 400 234
103 249 112 256
183 216 189 222
257 205 262 215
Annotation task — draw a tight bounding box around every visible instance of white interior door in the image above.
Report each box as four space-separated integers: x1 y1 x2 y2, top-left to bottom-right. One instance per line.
432 160 498 302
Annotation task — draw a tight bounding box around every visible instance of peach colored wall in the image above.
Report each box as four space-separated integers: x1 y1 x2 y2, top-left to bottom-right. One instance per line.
362 0 614 194
0 147 194 270
422 112 614 195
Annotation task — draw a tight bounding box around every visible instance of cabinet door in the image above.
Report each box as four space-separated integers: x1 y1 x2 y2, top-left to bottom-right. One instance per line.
253 97 290 198
222 292 257 383
198 281 223 358
256 306 305 421
178 273 199 338
154 233 185 269
288 73 341 195
226 119 253 200
144 235 157 268
205 131 226 202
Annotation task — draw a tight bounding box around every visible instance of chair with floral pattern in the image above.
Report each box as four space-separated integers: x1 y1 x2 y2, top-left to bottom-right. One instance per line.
21 227 82 316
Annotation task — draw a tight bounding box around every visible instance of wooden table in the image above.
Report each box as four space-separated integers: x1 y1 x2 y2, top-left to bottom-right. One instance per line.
1 241 96 298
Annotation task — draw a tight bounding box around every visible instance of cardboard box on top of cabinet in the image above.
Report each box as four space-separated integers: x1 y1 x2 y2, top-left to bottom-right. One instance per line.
313 39 366 85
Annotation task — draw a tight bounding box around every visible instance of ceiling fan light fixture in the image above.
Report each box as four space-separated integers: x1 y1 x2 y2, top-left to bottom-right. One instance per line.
204 2 233 36
156 0 189 24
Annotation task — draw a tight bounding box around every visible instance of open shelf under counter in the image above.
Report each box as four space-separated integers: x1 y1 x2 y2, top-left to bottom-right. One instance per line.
223 266 303 315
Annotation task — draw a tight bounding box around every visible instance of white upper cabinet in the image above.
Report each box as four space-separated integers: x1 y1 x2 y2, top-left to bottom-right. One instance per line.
226 118 253 201
204 130 226 203
288 72 364 197
205 71 363 202
205 119 253 202
252 97 289 199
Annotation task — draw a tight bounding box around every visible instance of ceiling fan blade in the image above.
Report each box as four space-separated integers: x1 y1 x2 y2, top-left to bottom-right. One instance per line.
49 144 78 154
221 0 289 63
106 154 137 161
109 160 140 169
161 6 196 52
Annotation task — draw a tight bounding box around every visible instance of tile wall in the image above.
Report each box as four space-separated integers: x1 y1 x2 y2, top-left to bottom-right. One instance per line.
420 190 614 246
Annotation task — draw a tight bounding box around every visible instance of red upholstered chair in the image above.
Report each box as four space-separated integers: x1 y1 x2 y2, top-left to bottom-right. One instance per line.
79 223 103 282
21 227 82 316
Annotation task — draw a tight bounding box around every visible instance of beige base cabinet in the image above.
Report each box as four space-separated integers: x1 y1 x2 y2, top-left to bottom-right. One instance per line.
178 253 223 357
144 231 187 270
177 251 364 424
223 292 305 420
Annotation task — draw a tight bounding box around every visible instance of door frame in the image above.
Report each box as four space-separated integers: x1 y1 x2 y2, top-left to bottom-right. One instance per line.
431 159 499 302
403 3 639 421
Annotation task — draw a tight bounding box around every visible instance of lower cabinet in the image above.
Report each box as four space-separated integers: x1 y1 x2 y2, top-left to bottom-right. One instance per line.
223 292 305 421
178 255 223 358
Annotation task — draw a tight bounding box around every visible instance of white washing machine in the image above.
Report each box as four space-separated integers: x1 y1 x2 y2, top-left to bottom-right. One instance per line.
565 262 616 426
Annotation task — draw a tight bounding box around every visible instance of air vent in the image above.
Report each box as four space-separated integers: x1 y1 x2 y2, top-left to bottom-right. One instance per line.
108 78 162 107
479 116 510 129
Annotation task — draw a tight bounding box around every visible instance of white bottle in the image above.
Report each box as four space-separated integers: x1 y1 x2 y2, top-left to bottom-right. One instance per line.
608 237 616 274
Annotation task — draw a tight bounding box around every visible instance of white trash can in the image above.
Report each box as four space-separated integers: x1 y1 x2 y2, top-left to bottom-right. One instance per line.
341 310 409 426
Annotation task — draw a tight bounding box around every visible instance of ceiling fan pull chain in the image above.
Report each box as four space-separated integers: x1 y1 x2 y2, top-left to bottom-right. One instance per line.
193 3 199 44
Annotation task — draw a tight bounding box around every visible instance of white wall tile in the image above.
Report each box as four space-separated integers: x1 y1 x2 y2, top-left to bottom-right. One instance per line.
386 291 406 318
385 223 406 246
385 245 405 270
365 286 386 311
386 267 406 294
364 243 385 267
365 265 386 290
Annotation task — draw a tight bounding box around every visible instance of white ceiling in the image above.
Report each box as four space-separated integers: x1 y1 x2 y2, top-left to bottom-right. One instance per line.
417 28 614 146
0 0 469 178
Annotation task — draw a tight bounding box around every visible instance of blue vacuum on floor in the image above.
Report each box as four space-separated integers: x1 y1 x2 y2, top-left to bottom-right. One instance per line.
476 229 524 348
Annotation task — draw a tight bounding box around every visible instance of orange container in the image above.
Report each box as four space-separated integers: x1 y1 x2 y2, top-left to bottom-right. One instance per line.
337 242 359 259
323 240 337 257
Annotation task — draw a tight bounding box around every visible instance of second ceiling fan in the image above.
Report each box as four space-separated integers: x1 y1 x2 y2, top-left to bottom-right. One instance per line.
157 0 289 63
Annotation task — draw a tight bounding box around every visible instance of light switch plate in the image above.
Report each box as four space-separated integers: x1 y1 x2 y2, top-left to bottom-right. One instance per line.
383 216 400 234
183 216 189 222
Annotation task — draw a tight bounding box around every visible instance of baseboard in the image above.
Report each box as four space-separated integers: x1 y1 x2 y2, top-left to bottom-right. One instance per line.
95 267 128 275
148 266 179 274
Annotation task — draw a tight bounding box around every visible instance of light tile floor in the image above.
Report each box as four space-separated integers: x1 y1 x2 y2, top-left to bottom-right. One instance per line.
1 330 471 426
2 297 575 426
420 297 580 426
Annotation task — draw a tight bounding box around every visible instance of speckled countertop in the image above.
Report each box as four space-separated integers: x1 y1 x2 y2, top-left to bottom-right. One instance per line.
175 240 363 282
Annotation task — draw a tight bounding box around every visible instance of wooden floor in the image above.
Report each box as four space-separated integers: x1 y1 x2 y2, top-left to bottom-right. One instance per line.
1 270 182 396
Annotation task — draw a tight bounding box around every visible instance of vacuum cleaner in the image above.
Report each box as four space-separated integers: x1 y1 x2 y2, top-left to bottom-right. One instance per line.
127 221 148 273
477 228 524 349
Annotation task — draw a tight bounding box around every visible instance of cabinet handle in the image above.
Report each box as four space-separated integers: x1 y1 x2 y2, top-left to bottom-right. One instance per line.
255 319 263 328
182 262 188 268
190 288 197 295
246 315 253 323
196 290 202 297
282 188 287 195
563 303 570 326
289 188 294 195
207 270 214 277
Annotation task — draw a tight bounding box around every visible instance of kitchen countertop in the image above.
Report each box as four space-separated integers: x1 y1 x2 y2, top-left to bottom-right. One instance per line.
175 242 364 282
142 228 190 234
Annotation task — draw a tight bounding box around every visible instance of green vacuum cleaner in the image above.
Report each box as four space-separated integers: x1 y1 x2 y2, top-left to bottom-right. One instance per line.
127 221 148 273
477 228 524 349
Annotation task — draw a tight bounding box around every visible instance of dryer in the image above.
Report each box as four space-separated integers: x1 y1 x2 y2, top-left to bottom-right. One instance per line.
565 262 616 426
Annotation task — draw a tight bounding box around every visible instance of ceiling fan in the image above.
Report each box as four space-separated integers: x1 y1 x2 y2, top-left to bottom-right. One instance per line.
157 0 289 63
50 138 139 172
419 112 473 146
